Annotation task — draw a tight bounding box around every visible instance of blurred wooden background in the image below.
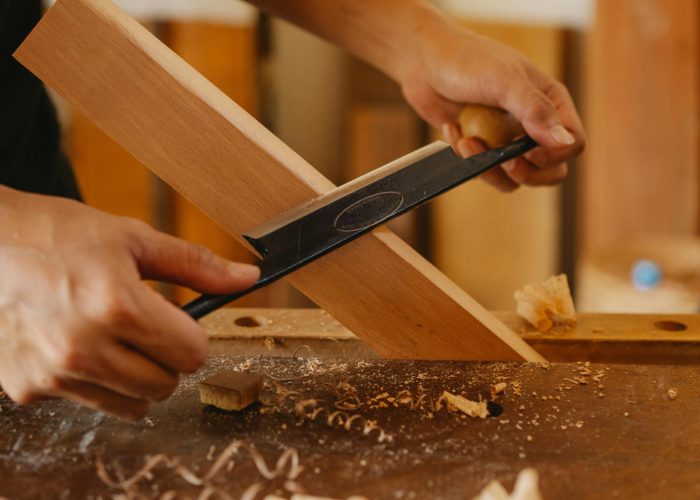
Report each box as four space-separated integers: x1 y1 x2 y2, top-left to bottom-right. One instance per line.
57 0 699 313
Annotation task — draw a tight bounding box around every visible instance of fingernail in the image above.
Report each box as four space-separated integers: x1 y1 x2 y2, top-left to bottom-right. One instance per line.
457 142 472 158
502 160 516 172
550 124 575 146
229 262 260 281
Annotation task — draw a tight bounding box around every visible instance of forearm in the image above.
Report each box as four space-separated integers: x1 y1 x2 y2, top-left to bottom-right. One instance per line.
244 0 447 82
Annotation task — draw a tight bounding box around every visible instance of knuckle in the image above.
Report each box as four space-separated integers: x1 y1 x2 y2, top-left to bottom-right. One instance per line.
96 290 137 328
185 243 216 270
120 401 152 421
56 347 90 375
42 374 68 393
153 375 179 401
527 93 555 120
7 386 38 405
182 335 208 373
121 217 151 236
549 80 568 97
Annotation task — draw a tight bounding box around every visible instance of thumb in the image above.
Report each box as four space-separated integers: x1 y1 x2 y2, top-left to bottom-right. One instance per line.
502 82 575 150
129 226 259 294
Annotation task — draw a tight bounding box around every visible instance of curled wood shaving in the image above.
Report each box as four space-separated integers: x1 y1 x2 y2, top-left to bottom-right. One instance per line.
241 483 265 500
97 440 305 498
514 274 576 332
474 468 542 500
295 399 391 443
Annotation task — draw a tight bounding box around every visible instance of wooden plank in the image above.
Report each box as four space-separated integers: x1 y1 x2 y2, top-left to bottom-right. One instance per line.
203 308 700 365
582 0 700 252
432 21 565 309
347 104 422 247
2 358 700 498
15 0 543 362
165 21 262 305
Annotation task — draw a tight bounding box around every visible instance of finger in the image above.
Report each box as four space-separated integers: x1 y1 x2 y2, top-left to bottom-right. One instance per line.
455 137 518 191
480 167 520 192
500 81 577 152
50 377 152 420
403 80 463 128
117 285 209 374
502 158 568 186
441 122 461 151
128 224 259 294
456 137 486 158
61 340 179 402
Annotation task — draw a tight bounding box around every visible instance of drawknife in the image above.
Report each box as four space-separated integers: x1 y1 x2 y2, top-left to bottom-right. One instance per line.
183 136 536 319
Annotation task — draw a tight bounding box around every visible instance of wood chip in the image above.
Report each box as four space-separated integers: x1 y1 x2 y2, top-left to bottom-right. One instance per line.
442 391 489 419
199 370 263 411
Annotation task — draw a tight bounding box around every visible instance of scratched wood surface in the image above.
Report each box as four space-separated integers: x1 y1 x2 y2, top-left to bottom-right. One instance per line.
1 356 698 499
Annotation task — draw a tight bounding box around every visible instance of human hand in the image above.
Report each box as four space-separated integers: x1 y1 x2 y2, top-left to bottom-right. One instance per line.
398 7 585 191
0 186 259 419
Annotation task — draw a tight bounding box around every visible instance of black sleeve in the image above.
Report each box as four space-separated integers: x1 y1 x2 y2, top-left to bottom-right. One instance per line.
0 0 81 200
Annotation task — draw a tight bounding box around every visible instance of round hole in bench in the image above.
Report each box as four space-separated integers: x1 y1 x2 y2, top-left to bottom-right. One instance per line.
653 320 687 332
234 316 266 328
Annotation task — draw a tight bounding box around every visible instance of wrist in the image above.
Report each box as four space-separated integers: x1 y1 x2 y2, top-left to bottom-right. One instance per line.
390 3 453 87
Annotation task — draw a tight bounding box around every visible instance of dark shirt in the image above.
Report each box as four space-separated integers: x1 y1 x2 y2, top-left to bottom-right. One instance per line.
0 0 80 199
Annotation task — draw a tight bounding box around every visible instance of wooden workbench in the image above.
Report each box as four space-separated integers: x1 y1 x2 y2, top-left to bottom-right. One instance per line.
1 310 699 499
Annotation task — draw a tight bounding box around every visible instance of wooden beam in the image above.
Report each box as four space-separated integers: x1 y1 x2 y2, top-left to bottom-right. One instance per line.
204 308 700 365
15 0 544 361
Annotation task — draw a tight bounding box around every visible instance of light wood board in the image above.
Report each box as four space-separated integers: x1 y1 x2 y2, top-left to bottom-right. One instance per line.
16 0 543 362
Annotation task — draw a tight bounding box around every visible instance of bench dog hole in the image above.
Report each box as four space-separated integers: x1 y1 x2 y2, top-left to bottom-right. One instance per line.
653 320 687 332
234 316 267 328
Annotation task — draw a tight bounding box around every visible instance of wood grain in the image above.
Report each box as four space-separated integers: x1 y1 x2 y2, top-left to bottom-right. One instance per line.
166 20 263 305
15 0 543 361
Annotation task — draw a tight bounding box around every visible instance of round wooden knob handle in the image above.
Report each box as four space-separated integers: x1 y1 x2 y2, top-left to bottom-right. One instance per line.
458 104 524 148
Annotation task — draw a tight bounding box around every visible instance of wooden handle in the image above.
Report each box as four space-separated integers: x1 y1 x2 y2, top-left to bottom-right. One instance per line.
458 104 524 148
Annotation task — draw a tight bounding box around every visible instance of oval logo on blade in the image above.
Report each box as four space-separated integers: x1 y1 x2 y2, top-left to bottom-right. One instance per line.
333 191 404 233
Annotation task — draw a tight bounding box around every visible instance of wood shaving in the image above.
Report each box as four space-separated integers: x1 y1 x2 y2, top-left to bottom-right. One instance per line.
294 399 391 443
514 274 576 332
441 391 489 419
491 383 507 399
97 439 306 498
474 468 542 500
668 388 678 400
264 337 276 351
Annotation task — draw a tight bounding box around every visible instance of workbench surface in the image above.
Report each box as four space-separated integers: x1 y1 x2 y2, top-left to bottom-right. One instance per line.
1 354 698 499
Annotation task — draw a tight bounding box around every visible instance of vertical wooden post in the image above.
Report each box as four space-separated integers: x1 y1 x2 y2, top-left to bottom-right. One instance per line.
582 0 699 252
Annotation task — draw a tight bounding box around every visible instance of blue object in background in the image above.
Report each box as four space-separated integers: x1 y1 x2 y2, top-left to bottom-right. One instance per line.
631 259 661 290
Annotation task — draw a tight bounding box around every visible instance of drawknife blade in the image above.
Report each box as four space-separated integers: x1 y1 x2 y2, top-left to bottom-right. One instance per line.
183 136 536 318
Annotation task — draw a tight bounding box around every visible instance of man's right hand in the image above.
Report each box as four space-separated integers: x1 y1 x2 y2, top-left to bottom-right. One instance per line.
0 186 259 419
